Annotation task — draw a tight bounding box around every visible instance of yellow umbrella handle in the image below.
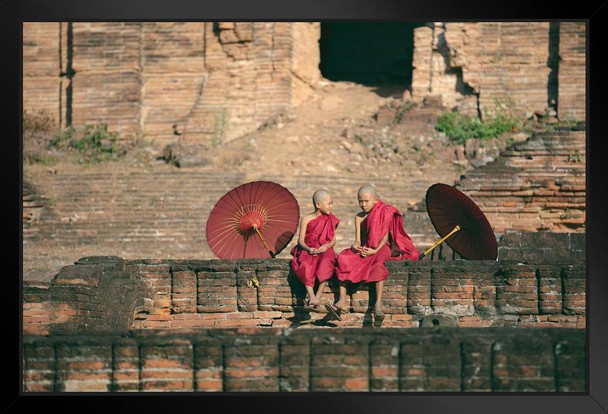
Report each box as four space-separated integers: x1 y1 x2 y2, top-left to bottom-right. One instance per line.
418 225 461 260
253 225 276 258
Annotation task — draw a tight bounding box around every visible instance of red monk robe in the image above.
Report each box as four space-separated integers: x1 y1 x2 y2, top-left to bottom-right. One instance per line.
290 213 340 287
336 199 418 283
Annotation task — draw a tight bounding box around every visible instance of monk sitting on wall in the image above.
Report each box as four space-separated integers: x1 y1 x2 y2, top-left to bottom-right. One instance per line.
326 185 419 326
290 189 340 312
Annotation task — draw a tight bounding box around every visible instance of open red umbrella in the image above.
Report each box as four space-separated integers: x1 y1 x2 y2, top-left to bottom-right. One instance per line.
419 183 498 260
206 181 300 259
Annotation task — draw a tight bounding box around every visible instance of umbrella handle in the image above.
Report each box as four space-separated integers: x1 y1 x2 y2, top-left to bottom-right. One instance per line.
253 225 276 258
418 225 461 260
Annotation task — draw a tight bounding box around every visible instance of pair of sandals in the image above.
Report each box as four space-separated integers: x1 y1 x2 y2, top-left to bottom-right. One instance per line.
303 301 346 323
325 304 385 325
306 301 385 326
324 305 386 326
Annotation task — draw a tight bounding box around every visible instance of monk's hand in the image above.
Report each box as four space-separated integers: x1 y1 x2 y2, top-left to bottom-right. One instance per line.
360 247 376 257
308 247 319 256
317 244 328 253
351 244 362 254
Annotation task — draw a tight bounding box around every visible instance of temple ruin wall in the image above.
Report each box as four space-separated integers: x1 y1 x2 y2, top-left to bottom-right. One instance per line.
23 22 585 145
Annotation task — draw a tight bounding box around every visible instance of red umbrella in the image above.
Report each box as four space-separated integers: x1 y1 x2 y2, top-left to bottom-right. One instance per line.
419 183 498 260
206 181 300 259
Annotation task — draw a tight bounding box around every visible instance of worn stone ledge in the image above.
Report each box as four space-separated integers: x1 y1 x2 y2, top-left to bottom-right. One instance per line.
23 255 586 334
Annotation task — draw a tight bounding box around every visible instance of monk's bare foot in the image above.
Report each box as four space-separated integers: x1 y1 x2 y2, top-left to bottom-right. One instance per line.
334 300 348 312
316 292 328 303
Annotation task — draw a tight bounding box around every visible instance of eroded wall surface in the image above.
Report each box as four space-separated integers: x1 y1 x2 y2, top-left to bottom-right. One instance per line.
23 22 321 145
411 22 586 121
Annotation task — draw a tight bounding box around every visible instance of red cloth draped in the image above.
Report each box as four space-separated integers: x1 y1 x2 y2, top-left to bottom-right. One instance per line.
336 199 419 283
290 213 340 287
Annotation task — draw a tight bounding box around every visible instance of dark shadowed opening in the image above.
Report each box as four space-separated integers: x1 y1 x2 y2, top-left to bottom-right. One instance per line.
547 22 560 114
319 22 424 96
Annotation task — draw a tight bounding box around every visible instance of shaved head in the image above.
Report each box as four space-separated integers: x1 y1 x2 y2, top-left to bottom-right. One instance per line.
357 185 378 213
357 185 377 197
312 189 331 206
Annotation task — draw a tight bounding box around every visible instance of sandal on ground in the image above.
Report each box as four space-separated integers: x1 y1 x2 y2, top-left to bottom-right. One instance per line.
303 299 322 313
324 304 343 321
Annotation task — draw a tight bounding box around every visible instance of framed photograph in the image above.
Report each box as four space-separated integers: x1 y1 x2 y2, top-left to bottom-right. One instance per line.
10 0 607 413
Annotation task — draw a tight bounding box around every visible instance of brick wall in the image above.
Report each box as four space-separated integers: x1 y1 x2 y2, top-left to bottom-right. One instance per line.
411 22 585 122
498 232 585 263
23 22 320 145
71 23 142 139
22 328 585 392
22 22 64 126
24 21 586 146
455 124 586 233
291 22 321 106
23 256 586 334
558 22 586 121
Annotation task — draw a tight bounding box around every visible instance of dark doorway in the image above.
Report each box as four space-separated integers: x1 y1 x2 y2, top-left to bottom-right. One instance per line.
319 22 423 93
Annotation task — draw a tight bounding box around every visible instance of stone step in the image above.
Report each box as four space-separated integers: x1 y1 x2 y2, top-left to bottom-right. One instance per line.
23 120 586 274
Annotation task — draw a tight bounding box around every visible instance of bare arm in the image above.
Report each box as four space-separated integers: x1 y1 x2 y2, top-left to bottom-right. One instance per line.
351 215 363 253
297 215 316 254
328 235 337 248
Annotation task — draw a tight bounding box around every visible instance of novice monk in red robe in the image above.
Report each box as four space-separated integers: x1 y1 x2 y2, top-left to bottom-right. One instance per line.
327 185 418 325
290 189 340 312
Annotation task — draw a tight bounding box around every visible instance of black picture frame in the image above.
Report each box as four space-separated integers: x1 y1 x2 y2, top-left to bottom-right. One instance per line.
6 0 607 413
